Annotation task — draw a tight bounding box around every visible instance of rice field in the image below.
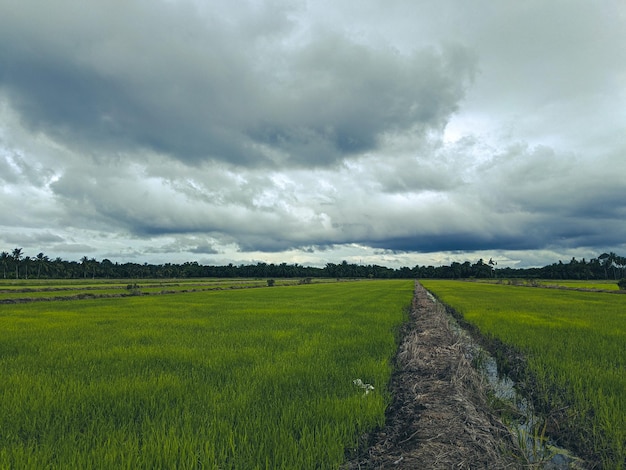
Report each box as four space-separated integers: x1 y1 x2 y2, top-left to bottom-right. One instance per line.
0 278 322 302
474 278 621 291
537 279 620 290
0 279 414 469
421 280 626 469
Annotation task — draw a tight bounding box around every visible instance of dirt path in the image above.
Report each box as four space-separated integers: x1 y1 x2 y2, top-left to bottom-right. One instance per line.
343 281 522 469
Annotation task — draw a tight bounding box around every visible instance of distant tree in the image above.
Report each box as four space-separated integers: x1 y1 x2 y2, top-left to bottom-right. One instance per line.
325 262 338 278
397 266 412 278
52 257 65 278
101 259 114 278
618 279 626 290
0 251 9 279
90 258 98 278
339 260 350 278
598 252 616 279
36 252 50 279
1 250 624 282
605 252 622 279
81 256 89 279
11 248 22 279
615 255 626 279
471 258 493 278
23 256 31 279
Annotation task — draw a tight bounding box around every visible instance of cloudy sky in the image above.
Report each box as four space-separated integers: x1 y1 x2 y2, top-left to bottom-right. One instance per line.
1 0 625 268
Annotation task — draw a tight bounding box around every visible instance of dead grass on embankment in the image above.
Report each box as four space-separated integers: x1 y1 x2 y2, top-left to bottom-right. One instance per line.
343 282 522 469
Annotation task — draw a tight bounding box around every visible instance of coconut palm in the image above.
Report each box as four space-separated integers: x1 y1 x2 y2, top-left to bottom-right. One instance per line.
23 256 31 279
81 256 89 278
12 248 22 279
36 252 50 279
0 251 9 278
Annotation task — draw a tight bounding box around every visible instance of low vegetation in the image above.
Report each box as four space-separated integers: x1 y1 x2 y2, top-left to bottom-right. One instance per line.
421 280 625 468
0 280 414 469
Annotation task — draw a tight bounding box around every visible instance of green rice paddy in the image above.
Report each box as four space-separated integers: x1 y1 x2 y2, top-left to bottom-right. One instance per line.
538 279 620 290
0 280 413 469
0 278 319 302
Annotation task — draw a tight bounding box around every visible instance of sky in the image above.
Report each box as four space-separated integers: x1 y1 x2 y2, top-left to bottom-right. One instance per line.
1 0 625 269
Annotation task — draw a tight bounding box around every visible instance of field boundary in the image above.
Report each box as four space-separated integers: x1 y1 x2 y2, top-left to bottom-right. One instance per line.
342 281 522 469
422 280 626 468
0 278 344 303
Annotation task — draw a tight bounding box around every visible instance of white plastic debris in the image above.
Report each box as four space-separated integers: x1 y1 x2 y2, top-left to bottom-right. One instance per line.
353 378 375 395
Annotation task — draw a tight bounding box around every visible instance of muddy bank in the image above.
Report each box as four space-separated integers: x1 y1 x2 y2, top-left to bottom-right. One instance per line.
343 281 522 469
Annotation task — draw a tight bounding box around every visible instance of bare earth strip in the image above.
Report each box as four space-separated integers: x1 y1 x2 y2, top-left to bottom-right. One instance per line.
343 281 522 469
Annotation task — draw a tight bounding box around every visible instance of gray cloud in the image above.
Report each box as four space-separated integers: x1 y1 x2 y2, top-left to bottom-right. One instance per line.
0 0 474 168
0 231 64 247
1 0 625 268
50 243 97 254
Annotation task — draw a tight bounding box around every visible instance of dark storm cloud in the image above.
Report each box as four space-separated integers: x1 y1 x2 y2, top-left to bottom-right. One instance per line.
0 1 474 167
367 232 537 253
248 40 475 165
363 212 626 255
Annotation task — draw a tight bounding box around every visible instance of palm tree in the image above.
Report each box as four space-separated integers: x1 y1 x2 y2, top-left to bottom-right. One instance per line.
90 258 98 279
36 252 50 279
0 251 9 279
81 256 89 279
101 259 114 278
52 257 65 278
23 256 31 279
604 252 618 279
12 248 23 279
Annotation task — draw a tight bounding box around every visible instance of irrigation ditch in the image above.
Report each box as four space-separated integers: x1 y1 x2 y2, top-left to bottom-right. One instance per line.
342 281 586 469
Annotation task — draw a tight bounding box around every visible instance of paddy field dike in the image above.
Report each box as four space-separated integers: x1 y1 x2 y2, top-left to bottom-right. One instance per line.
422 279 625 469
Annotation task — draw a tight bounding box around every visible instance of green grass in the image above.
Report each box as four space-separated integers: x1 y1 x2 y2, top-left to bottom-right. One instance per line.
0 280 413 469
421 280 625 468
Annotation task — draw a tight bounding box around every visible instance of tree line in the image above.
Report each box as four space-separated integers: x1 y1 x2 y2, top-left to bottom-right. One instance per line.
1 248 625 281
